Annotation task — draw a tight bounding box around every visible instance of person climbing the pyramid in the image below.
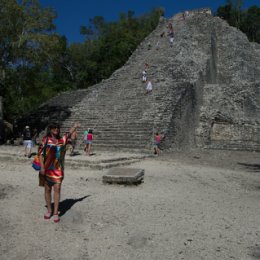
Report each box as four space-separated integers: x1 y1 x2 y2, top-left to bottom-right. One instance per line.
145 80 153 94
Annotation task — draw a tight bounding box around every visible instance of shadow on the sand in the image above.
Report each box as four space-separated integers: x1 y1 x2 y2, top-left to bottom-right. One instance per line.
69 151 81 157
51 195 90 217
238 163 260 172
28 152 37 158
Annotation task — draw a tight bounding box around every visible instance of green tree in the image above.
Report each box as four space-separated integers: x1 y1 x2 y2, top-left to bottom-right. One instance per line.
216 1 260 43
241 5 260 42
228 0 243 27
75 8 162 86
216 4 232 20
0 0 62 119
217 0 243 27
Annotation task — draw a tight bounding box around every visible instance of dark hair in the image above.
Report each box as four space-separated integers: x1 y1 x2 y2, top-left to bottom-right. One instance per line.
88 129 93 134
46 123 61 138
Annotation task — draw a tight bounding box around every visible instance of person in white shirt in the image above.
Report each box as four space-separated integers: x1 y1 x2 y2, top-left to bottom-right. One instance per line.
142 70 147 82
145 80 153 94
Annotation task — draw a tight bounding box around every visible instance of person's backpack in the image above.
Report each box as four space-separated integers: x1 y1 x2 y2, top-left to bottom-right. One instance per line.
84 131 88 140
24 129 31 139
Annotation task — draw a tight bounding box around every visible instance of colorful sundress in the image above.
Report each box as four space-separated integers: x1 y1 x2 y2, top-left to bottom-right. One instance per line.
38 134 69 185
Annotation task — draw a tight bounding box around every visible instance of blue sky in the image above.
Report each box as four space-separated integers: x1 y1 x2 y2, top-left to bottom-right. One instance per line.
39 0 259 44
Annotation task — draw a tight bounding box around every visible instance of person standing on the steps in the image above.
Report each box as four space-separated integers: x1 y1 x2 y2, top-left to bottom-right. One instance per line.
23 125 33 158
153 132 164 155
142 70 147 82
145 80 153 94
168 27 175 47
85 129 93 156
167 22 175 47
83 128 90 152
184 10 189 19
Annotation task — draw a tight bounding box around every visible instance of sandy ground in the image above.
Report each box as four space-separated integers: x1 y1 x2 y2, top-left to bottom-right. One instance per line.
0 146 259 260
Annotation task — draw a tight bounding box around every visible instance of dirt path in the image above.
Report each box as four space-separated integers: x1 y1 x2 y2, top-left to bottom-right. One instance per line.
0 150 259 260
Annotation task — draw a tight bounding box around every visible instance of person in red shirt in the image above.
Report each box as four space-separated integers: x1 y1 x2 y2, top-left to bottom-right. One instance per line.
153 132 164 155
85 129 93 156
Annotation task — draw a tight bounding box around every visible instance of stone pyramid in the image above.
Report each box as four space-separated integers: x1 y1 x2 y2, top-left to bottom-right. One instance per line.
22 9 260 152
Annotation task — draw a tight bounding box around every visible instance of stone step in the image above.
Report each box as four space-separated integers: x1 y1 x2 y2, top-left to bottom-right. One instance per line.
0 148 151 170
61 125 154 131
62 123 154 129
94 132 152 138
80 135 152 141
63 117 154 122
88 143 151 149
89 140 150 146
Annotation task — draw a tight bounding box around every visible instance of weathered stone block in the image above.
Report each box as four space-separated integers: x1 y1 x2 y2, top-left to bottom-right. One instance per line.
102 168 144 185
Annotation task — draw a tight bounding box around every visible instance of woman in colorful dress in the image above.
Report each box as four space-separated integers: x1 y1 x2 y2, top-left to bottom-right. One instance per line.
38 122 80 223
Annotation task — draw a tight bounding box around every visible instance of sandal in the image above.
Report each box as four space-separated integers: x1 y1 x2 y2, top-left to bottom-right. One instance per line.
53 214 60 223
44 211 52 220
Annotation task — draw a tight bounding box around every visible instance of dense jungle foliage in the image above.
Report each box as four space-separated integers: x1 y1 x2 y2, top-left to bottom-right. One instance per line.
0 0 259 121
216 0 260 42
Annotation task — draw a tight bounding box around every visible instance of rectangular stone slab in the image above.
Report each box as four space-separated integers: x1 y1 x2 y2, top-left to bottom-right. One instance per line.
102 168 144 185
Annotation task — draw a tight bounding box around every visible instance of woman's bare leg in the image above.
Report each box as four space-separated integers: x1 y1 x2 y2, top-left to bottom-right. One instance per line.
88 144 92 155
53 184 61 215
44 183 52 213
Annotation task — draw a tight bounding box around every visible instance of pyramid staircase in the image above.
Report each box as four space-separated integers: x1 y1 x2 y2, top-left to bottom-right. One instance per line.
19 10 259 152
59 15 190 151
